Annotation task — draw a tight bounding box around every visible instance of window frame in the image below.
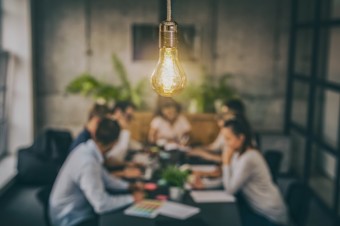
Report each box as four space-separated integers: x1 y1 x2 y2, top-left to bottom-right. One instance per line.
285 0 340 222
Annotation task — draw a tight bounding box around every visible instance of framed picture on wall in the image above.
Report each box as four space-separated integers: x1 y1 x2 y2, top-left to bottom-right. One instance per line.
132 24 197 61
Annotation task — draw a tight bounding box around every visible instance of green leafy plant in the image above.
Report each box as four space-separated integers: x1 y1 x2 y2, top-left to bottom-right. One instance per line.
201 73 236 112
65 54 147 108
176 70 237 113
66 73 102 96
161 165 189 188
175 82 205 113
111 54 148 108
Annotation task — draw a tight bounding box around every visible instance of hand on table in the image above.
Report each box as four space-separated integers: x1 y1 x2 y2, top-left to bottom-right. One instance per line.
190 175 204 190
187 148 206 157
123 167 142 178
132 190 145 203
110 167 142 179
192 167 222 178
126 161 144 168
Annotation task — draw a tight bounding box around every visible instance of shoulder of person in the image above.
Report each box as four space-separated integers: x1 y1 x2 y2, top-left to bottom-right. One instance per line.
152 116 165 122
238 149 262 163
177 114 190 124
150 116 164 126
78 157 102 175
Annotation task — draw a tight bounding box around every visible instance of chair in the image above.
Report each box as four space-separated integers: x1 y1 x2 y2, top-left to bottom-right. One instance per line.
36 185 53 226
264 150 283 183
236 192 279 226
17 129 73 185
285 182 310 226
253 132 261 149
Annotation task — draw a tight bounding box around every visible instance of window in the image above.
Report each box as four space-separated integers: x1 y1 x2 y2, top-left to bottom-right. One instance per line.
286 0 340 221
0 0 7 159
0 51 9 158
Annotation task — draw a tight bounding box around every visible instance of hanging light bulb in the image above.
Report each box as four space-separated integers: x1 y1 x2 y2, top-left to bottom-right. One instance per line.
151 0 186 97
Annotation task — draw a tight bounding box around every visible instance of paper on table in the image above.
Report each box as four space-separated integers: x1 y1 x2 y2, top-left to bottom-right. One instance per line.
190 191 236 203
132 153 152 165
159 201 200 220
190 165 218 173
201 178 223 189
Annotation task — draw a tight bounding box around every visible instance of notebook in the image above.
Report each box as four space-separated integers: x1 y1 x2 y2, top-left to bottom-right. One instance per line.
124 200 163 218
159 201 200 220
190 191 236 203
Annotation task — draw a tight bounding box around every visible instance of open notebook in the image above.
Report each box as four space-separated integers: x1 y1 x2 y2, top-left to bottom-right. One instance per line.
124 200 200 219
124 200 162 218
159 201 200 220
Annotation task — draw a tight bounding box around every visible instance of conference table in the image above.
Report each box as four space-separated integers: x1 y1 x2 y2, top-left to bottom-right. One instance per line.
100 149 242 226
100 198 241 226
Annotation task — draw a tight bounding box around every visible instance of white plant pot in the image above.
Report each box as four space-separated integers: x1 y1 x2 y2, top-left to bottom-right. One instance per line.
214 99 223 113
169 186 184 201
188 99 198 113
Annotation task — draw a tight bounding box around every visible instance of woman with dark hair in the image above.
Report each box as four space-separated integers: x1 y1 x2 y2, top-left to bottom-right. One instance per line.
188 98 250 163
222 119 287 226
221 99 246 116
148 97 191 145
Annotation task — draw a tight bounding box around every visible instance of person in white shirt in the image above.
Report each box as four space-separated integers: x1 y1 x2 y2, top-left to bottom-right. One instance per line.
221 118 288 226
106 101 142 178
69 102 141 179
49 119 144 226
148 97 191 146
107 101 136 162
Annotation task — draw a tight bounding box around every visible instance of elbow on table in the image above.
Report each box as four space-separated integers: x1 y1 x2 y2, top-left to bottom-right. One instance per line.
223 183 237 195
92 198 122 214
93 202 112 214
92 196 133 214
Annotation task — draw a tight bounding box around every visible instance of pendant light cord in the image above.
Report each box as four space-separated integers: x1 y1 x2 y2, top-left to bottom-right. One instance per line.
166 0 172 21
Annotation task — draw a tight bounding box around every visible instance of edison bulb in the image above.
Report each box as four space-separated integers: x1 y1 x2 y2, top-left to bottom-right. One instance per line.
151 47 186 97
150 19 187 97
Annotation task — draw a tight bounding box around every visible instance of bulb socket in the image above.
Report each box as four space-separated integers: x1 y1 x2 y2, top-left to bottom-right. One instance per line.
159 21 178 48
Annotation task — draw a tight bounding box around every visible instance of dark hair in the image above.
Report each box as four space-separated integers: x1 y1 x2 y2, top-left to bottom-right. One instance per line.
224 99 245 115
224 116 254 155
112 101 135 113
95 118 121 146
88 103 111 121
155 97 181 117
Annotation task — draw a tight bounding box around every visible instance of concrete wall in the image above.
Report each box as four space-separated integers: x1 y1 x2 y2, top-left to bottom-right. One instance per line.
215 0 290 131
34 0 290 136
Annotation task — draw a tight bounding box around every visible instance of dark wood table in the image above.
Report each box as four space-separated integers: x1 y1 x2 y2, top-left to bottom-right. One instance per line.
100 196 241 226
100 150 242 226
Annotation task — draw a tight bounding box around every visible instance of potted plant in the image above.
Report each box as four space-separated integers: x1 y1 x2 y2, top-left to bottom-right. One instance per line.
175 68 238 113
65 54 147 108
161 165 189 201
201 73 237 113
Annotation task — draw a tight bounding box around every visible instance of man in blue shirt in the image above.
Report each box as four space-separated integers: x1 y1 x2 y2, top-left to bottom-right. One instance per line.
49 118 144 226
